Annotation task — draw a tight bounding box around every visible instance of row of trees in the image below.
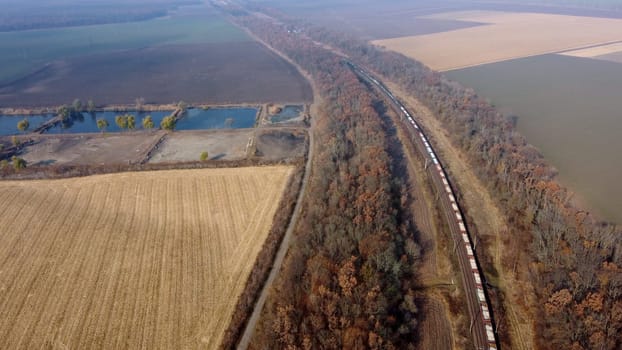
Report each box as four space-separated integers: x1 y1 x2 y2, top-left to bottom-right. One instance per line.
59 99 96 117
232 11 423 349
15 112 172 134
284 14 622 350
54 98 182 133
95 114 173 133
114 114 136 130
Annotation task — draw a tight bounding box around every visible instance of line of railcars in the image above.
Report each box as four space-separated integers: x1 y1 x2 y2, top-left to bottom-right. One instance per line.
347 61 498 350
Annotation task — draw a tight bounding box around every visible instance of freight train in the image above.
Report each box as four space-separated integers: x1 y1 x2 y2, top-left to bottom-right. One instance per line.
346 61 499 350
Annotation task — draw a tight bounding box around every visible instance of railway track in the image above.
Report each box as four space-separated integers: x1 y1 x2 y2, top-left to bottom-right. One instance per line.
347 61 499 350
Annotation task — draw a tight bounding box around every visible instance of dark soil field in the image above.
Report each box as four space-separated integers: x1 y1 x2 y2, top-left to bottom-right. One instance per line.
446 54 622 223
0 42 312 107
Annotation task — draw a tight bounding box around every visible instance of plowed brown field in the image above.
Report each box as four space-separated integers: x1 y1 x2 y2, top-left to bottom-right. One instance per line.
0 166 293 349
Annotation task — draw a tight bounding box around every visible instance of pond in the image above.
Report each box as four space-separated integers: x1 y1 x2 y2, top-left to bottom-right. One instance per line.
0 107 258 135
270 105 303 123
176 107 257 130
0 114 54 136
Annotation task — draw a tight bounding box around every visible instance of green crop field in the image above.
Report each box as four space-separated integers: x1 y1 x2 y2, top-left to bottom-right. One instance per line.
446 54 622 223
0 15 249 84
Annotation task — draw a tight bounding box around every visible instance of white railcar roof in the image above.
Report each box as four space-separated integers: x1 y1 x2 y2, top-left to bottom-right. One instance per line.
478 288 486 303
470 258 477 270
482 305 490 320
486 325 495 342
466 245 474 256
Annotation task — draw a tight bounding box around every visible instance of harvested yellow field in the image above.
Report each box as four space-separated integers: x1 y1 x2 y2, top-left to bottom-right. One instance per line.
373 11 622 71
0 166 293 349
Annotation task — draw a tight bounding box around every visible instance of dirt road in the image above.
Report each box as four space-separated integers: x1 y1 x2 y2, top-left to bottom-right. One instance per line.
232 19 319 350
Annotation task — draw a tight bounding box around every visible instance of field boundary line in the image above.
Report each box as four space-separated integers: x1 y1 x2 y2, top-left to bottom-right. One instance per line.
438 38 622 71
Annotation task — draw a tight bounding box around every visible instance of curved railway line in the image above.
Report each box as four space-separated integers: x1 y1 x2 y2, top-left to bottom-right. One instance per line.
347 61 499 350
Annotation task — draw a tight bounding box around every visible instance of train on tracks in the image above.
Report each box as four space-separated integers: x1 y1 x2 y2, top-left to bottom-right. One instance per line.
346 61 499 350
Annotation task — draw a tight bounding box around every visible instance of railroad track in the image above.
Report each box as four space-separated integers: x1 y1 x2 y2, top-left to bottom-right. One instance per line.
347 61 499 350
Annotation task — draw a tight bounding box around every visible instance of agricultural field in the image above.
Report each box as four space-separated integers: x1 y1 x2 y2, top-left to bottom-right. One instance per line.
259 0 486 40
560 42 622 58
0 166 293 349
373 11 622 71
560 41 622 64
259 0 622 41
0 13 247 85
0 42 313 107
0 6 312 107
446 54 622 223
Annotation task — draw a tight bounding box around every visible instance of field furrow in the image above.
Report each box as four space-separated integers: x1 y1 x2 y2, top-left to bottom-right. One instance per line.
23 185 100 349
7 186 82 348
65 183 111 348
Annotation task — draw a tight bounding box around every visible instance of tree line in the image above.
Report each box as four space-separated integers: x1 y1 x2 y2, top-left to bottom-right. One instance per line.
229 11 424 350
24 99 176 133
